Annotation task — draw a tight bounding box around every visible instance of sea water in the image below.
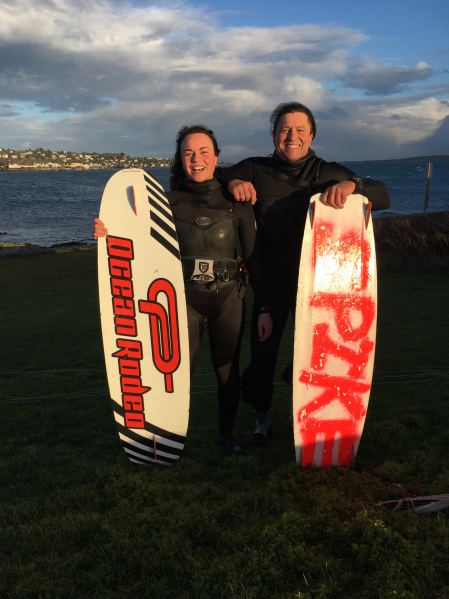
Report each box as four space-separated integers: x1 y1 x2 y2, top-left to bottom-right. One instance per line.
0 159 448 247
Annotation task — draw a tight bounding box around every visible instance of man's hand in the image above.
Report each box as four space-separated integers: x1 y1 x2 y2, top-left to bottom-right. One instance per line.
320 180 356 209
93 217 108 239
228 179 258 204
258 312 273 342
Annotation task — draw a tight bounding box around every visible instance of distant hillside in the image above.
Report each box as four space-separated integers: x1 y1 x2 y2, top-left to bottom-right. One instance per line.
346 154 449 164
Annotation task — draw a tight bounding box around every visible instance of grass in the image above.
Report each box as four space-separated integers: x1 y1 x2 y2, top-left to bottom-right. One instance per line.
1 248 449 598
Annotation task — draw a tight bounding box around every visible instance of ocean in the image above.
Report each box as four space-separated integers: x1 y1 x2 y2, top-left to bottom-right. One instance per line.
1 158 448 247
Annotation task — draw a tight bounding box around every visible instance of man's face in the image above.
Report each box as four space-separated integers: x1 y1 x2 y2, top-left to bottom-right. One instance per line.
273 111 314 162
181 132 218 183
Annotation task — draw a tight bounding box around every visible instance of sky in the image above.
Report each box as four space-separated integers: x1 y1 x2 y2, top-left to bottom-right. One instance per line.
1 0 449 161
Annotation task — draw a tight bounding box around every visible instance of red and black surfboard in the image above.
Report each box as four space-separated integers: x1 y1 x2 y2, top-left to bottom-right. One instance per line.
98 169 189 466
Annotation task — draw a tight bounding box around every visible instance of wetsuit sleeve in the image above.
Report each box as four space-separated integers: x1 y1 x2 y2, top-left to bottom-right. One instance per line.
216 159 255 184
318 161 390 211
235 203 269 307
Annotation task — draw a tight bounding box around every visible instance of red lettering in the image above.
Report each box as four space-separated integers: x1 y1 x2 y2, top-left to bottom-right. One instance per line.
120 377 150 396
107 236 134 260
109 256 131 279
112 339 143 359
106 236 148 429
123 394 144 412
297 372 370 467
119 358 141 377
311 323 374 378
113 297 135 318
115 316 137 337
124 412 145 429
298 371 369 422
311 293 375 342
111 277 134 298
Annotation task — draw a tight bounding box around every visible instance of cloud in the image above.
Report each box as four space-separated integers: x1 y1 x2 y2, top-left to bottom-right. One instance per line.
0 102 19 117
342 60 433 95
0 0 447 160
400 114 449 156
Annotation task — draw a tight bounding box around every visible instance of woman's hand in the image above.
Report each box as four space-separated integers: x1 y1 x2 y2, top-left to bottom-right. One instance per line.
93 217 108 239
258 312 273 342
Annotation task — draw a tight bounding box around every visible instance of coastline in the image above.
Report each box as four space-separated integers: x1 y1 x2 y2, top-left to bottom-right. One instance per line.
0 241 96 256
2 210 448 269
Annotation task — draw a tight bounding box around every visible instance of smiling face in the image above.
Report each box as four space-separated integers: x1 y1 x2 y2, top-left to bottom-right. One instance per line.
181 132 218 182
273 111 314 163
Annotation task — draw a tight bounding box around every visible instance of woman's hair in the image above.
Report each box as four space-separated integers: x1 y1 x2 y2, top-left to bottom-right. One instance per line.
170 124 221 190
269 102 317 137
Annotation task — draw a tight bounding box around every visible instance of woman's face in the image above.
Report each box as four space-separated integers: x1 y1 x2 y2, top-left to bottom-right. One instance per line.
181 132 218 183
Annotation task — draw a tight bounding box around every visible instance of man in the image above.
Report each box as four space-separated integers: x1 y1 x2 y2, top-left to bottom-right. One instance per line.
220 101 390 445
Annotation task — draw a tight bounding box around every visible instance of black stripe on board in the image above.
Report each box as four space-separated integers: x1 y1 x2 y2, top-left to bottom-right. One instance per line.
116 422 183 456
150 228 181 260
146 186 171 211
150 211 178 242
122 440 178 465
112 399 186 445
144 173 164 192
149 197 175 224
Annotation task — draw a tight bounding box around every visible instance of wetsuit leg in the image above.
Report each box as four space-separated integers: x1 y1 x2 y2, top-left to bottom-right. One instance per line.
185 289 207 373
241 292 290 412
207 281 245 437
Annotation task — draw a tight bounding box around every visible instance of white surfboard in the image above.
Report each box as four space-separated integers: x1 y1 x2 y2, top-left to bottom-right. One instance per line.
98 168 189 466
293 194 377 467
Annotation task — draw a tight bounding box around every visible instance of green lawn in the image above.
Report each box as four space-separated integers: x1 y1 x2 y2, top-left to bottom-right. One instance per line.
1 248 449 598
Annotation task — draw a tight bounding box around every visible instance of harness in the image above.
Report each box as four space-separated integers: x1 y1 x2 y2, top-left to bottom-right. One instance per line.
182 257 242 284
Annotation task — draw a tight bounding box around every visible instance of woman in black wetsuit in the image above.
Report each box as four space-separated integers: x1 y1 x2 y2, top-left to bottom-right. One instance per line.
95 125 271 455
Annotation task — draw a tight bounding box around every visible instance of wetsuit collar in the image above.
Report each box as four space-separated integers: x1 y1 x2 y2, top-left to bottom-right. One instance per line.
179 176 222 194
272 150 315 175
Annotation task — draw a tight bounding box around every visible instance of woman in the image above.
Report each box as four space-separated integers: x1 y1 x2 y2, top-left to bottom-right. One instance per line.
95 125 271 455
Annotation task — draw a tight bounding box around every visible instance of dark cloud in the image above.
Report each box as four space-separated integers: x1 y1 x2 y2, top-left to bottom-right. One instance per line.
343 61 433 95
315 106 349 119
400 115 449 156
0 103 19 117
0 43 145 111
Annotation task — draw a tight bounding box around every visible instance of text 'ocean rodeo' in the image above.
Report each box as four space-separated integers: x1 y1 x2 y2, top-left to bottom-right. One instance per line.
106 236 181 429
297 219 375 466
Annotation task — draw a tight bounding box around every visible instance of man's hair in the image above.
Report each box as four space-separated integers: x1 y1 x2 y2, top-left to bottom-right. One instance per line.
270 102 317 137
170 124 220 190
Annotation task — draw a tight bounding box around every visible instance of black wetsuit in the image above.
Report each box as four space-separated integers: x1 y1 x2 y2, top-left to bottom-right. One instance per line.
168 177 265 438
220 151 390 412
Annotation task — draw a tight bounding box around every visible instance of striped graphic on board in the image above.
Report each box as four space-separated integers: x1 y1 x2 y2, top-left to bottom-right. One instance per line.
112 399 185 466
144 173 181 260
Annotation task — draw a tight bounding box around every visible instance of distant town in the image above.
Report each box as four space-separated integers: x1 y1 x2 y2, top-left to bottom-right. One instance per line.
0 148 172 170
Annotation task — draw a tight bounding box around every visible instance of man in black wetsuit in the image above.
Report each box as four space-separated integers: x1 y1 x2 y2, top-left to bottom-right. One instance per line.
221 102 390 445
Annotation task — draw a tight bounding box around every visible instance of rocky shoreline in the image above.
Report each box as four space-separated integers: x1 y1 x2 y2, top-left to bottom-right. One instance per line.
374 210 449 270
